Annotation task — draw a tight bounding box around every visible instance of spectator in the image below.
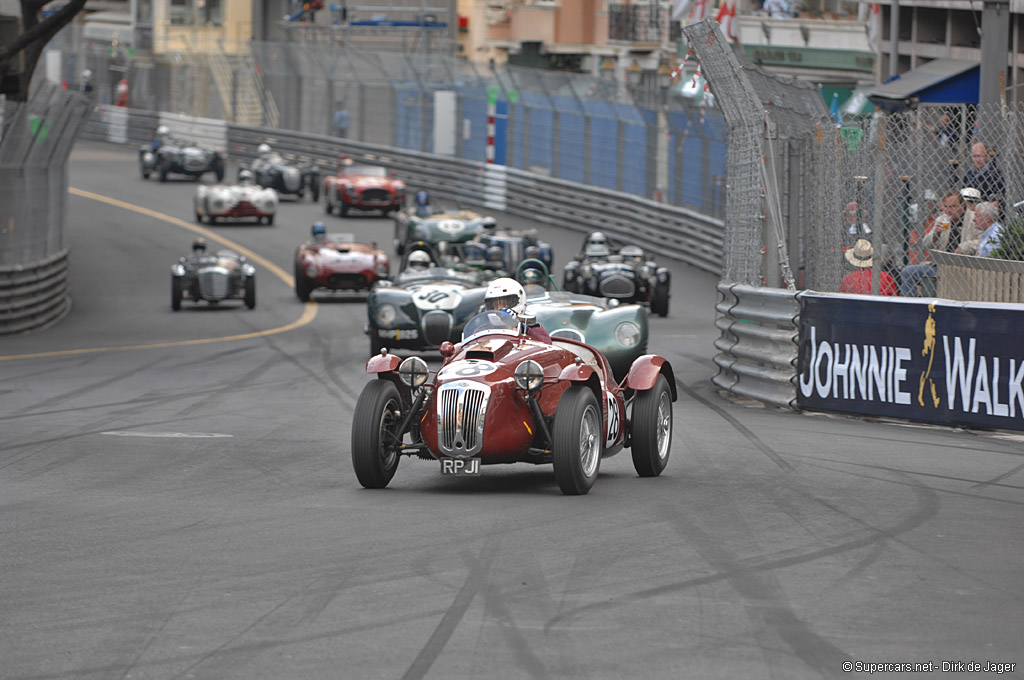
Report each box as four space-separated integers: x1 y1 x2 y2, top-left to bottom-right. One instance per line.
899 190 965 296
763 0 791 19
840 239 898 295
963 142 1005 206
972 202 1005 258
906 189 939 265
332 103 350 138
843 200 872 237
925 113 959 149
957 187 985 255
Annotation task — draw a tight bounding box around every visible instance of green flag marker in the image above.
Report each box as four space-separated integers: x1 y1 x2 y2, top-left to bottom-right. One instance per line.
29 117 50 144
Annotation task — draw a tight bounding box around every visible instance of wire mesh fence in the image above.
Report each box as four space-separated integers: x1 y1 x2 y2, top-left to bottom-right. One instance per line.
802 103 1024 303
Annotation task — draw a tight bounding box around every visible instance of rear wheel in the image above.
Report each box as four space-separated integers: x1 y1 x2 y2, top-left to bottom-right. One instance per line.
171 276 182 311
351 380 402 488
244 277 256 309
631 375 672 477
552 386 602 495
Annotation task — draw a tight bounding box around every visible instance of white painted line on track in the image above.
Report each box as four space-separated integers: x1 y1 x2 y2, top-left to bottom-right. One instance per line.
101 431 234 438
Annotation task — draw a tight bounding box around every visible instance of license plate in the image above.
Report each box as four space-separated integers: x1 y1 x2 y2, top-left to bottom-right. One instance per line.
440 458 480 476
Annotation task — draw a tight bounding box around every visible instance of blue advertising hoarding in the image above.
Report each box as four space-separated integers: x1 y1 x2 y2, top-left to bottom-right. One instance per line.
798 293 1024 431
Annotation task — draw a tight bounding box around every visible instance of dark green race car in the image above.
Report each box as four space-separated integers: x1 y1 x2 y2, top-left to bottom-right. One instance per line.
365 265 490 356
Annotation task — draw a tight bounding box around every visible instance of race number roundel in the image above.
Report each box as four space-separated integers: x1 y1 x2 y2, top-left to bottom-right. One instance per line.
411 285 463 311
436 219 465 235
437 359 498 380
605 391 620 446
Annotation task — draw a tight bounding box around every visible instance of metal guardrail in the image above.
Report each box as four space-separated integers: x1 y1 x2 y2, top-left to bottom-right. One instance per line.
0 251 71 335
712 282 799 409
225 124 724 274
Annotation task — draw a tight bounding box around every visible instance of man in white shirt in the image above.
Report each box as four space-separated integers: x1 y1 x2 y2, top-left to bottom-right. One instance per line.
973 202 1004 258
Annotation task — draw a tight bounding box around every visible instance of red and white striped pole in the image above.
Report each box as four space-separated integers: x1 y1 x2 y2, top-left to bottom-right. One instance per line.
485 99 496 164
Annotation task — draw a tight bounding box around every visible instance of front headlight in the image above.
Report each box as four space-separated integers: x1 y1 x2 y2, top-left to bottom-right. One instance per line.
514 360 544 393
640 265 652 279
375 303 397 326
615 322 641 347
376 262 389 276
580 265 592 279
398 356 429 388
305 264 319 277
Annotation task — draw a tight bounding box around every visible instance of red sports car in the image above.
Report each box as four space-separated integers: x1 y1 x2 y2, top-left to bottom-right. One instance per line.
293 232 389 301
351 309 676 495
322 156 405 217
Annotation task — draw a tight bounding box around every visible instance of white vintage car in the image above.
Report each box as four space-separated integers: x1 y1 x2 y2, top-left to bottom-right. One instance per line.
194 173 279 225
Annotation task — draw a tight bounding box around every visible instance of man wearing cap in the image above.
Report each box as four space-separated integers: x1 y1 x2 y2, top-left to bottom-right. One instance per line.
957 187 985 255
840 239 898 296
962 142 1005 206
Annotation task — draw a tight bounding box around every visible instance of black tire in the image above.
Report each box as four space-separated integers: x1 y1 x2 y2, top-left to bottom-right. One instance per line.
324 193 333 214
244 277 256 309
339 202 349 217
265 214 275 226
295 272 314 302
351 380 402 488
213 158 225 182
141 163 150 179
171 276 182 311
310 181 320 203
631 374 672 477
158 160 169 182
651 282 669 317
195 209 203 224
552 386 602 495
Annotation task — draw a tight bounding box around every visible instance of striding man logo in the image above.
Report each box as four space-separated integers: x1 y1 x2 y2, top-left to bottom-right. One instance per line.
918 303 941 408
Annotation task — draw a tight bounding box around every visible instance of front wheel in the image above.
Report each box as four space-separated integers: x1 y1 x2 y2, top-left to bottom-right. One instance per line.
244 277 256 309
552 386 602 495
212 158 225 182
294 270 314 302
310 181 320 203
351 380 403 488
339 202 349 217
631 375 672 477
171 276 182 311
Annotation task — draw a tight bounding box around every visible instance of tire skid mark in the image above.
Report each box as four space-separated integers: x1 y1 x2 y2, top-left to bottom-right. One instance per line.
401 536 500 680
24 607 451 680
13 357 166 416
260 329 357 409
479 581 550 680
173 356 279 418
970 460 1024 490
675 377 795 472
797 458 1024 507
545 477 942 636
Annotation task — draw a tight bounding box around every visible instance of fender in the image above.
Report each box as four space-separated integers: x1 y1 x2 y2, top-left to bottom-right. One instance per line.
626 355 677 399
366 351 401 374
558 363 595 383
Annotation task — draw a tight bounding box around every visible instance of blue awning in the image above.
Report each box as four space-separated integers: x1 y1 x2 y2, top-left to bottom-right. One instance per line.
866 59 979 110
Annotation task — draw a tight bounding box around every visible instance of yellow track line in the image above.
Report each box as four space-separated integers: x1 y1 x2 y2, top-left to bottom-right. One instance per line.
0 188 317 361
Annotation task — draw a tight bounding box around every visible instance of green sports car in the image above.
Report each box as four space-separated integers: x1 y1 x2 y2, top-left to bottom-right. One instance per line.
525 286 649 381
393 208 495 255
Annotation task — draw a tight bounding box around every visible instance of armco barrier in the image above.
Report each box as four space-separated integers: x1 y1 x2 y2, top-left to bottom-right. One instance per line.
80 110 724 274
712 283 800 409
0 251 71 334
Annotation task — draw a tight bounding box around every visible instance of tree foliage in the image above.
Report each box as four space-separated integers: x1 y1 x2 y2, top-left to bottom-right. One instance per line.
1 0 88 101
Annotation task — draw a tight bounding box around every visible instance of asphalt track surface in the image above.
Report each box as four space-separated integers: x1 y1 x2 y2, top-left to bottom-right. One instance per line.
1 141 1022 680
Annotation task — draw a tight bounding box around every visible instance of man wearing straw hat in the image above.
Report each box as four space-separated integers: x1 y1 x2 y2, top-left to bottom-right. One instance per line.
839 239 898 296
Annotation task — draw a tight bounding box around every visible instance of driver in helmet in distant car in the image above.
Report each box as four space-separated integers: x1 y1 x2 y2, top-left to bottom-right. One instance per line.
484 277 551 344
238 169 255 185
310 221 327 242
257 143 272 158
414 190 432 218
152 125 170 152
186 237 208 264
406 250 433 270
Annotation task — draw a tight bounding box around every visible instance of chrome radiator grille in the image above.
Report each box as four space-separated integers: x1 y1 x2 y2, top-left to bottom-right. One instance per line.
599 274 635 298
361 188 390 203
437 381 490 458
198 267 230 300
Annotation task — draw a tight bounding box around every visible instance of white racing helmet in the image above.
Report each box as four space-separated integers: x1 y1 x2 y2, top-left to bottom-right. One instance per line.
484 277 526 315
257 143 271 156
407 250 432 269
156 125 170 137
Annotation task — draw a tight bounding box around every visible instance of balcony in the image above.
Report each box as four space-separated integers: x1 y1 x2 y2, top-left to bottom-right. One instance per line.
607 4 670 48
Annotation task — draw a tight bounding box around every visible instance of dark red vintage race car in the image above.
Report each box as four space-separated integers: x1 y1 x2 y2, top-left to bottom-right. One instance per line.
293 230 389 301
351 310 676 495
322 155 405 217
